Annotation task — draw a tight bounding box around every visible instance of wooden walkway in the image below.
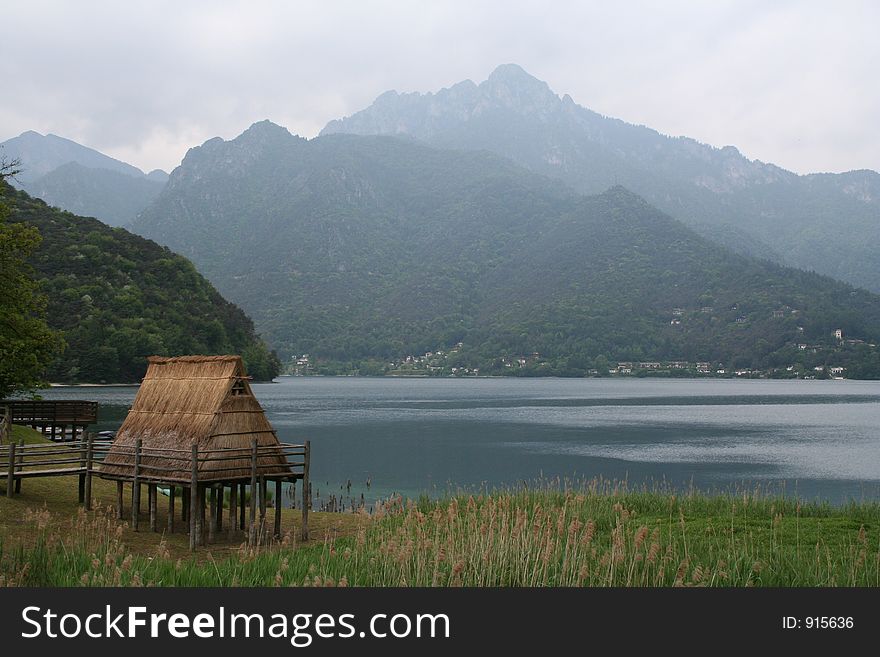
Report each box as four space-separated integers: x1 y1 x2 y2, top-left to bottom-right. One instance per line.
0 400 98 441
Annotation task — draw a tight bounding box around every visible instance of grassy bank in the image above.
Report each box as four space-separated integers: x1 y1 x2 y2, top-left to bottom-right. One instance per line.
2 465 879 585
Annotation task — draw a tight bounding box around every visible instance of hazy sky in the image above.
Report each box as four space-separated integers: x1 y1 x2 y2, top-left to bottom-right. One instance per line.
2 0 877 175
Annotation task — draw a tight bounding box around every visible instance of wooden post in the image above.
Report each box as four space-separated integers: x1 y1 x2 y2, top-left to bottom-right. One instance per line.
149 484 157 532
301 440 310 541
208 486 217 543
248 438 257 546
15 437 24 494
200 484 207 546
6 442 15 499
189 442 199 551
274 479 282 539
78 436 86 503
228 482 237 537
116 481 124 519
239 482 246 530
182 488 189 523
259 475 267 537
168 486 176 533
216 485 223 533
84 432 94 510
132 439 142 531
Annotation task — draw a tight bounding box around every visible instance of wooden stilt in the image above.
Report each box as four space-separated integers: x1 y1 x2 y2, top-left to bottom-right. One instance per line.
208 486 217 542
116 480 124 519
132 439 142 531
168 486 176 533
228 481 237 537
248 438 257 546
216 485 223 533
239 482 246 530
200 484 207 546
274 479 282 539
259 475 267 537
189 442 199 551
149 484 157 532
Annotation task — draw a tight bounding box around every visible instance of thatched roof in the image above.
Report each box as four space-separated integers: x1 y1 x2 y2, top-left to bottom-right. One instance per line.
100 355 291 483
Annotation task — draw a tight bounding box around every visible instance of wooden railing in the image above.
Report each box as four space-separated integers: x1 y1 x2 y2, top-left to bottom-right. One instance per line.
0 400 98 441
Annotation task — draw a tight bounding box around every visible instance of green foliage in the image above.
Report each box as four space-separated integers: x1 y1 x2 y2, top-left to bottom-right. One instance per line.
131 128 880 377
0 181 280 383
0 184 64 397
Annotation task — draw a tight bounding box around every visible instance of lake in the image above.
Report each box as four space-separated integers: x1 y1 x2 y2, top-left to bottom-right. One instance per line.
39 377 880 506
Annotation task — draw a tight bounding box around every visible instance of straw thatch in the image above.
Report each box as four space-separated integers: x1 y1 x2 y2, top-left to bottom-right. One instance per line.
100 355 291 483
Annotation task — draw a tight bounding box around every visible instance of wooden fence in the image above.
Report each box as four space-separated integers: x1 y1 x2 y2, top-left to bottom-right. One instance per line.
0 437 310 550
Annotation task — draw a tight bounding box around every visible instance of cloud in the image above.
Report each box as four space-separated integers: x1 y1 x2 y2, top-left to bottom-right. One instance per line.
1 0 877 174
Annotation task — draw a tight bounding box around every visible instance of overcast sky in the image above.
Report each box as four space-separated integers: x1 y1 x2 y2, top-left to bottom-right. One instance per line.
2 0 877 175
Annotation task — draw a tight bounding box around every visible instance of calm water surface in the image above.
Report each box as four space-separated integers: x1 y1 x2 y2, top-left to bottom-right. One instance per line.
40 377 880 505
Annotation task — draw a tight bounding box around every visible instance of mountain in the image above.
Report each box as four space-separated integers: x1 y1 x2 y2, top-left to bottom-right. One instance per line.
22 162 165 226
131 122 880 377
322 64 880 292
1 130 169 226
1 130 147 182
0 180 280 383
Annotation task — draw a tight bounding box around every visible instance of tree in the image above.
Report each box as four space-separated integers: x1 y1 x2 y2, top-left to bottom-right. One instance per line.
0 159 64 397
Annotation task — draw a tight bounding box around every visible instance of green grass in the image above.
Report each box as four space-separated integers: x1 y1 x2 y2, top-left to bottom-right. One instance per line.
2 476 879 586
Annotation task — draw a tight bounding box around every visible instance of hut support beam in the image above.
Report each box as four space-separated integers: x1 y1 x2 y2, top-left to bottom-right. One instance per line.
189 443 199 551
216 485 223 533
239 483 246 530
116 481 124 519
208 486 217 542
259 475 267 537
248 438 257 546
228 482 237 537
149 484 157 532
200 484 207 546
168 486 176 533
132 439 142 532
274 479 282 539
182 489 189 523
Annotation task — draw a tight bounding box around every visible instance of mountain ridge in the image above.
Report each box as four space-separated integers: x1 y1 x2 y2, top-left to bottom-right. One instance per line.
131 123 880 377
322 64 880 291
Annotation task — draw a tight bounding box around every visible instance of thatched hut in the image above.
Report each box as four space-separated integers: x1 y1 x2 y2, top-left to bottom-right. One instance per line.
99 355 308 548
101 355 290 482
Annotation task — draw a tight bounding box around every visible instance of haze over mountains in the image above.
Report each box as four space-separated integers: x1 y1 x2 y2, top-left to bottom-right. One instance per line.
130 120 880 376
323 64 880 292
1 130 167 226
